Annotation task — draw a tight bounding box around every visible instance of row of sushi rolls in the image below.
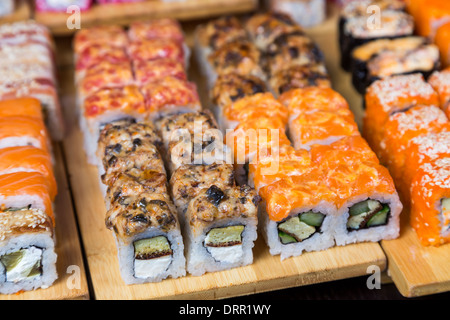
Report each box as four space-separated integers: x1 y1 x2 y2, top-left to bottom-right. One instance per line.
0 0 450 294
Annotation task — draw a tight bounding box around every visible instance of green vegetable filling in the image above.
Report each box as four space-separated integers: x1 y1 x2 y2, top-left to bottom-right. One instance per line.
278 211 325 244
347 199 390 231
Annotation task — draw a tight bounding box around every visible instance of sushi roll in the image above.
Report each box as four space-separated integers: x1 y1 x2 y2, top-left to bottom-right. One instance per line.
140 76 201 120
194 16 248 78
100 119 185 284
0 98 44 120
73 25 128 55
435 23 450 69
258 174 337 260
183 185 259 276
132 58 186 86
35 0 92 12
0 172 57 294
351 37 440 94
127 19 185 44
205 39 266 89
127 38 186 68
0 116 51 154
414 0 450 41
268 64 331 97
340 9 414 71
363 74 439 158
80 85 147 165
410 158 450 246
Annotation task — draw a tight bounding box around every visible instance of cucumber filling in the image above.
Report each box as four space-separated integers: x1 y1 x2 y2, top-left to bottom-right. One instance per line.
347 199 390 231
133 236 173 279
0 246 43 283
440 198 450 235
204 225 245 263
278 211 325 244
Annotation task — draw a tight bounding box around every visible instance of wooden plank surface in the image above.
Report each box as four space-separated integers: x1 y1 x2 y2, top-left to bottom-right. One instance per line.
58 7 389 299
0 143 90 300
35 0 258 35
309 3 450 298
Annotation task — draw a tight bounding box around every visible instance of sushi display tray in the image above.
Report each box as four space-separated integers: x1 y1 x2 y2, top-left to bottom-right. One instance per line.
34 0 258 36
0 143 90 300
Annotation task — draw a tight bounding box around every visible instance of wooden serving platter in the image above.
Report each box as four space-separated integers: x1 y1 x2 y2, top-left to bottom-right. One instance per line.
34 0 258 35
0 143 90 300
310 3 450 298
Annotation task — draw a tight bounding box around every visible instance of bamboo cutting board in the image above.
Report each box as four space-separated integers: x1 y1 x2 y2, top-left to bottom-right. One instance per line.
308 3 450 298
0 143 89 300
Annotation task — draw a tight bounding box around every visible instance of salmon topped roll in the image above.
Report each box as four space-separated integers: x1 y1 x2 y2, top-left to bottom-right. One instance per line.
428 68 450 118
410 158 450 246
0 97 44 120
127 19 185 43
0 116 51 154
127 38 186 66
0 171 57 294
132 58 186 86
73 25 128 54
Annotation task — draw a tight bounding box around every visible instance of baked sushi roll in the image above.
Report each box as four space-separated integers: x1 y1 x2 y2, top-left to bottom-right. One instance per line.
133 58 186 86
268 64 331 97
0 172 57 294
340 9 414 71
410 158 450 246
80 86 147 165
258 174 337 260
127 38 187 68
128 19 185 44
351 37 440 94
73 25 128 55
206 39 266 89
267 0 326 28
210 73 267 120
265 32 325 76
194 16 248 77
140 76 201 120
183 185 259 276
245 11 303 52
105 191 186 284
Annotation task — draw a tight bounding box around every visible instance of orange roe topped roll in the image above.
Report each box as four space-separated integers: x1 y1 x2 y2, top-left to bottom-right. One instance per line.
0 97 43 120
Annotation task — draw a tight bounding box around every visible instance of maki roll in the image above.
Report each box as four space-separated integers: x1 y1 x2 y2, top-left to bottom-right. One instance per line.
428 68 450 119
127 19 185 44
435 23 450 69
340 9 413 71
267 0 326 28
0 172 57 294
183 185 259 276
351 37 440 94
132 58 186 86
73 25 128 55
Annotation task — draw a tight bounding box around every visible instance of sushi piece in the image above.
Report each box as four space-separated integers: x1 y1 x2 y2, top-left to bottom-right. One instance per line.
414 0 450 40
127 38 186 67
265 32 325 76
267 0 326 28
258 174 337 260
194 16 248 77
0 116 51 154
329 162 402 246
105 191 185 284
245 12 303 52
140 76 201 120
80 86 147 165
132 58 186 86
73 25 128 55
340 9 414 71
363 74 439 158
268 64 331 97
428 68 450 118
0 98 44 120
0 81 64 141
77 60 134 106
351 37 440 94
206 39 266 89
0 146 57 200
410 158 450 246
183 185 259 276
128 19 185 43
434 22 450 69
0 172 57 294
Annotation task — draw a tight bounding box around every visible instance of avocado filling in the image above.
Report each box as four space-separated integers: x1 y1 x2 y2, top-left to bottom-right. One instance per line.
133 236 173 279
204 225 245 263
0 246 43 283
347 199 390 231
278 211 325 244
440 198 450 235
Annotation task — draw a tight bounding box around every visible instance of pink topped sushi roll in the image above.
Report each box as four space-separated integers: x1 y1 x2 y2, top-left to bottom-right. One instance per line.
35 0 93 12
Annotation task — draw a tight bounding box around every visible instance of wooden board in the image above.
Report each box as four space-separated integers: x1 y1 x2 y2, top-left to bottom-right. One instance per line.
58 14 389 301
308 3 450 298
34 0 258 35
0 0 31 25
0 143 90 300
